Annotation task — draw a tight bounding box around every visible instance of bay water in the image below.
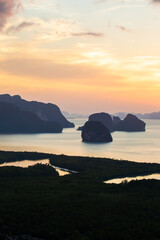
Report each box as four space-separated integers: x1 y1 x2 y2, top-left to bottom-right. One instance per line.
0 119 159 163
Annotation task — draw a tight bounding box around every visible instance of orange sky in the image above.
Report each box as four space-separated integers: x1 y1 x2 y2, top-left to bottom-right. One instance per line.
0 0 160 114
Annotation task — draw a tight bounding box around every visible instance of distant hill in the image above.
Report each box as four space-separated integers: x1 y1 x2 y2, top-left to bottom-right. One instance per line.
0 94 74 128
0 102 63 133
115 111 160 120
63 110 160 120
136 112 160 119
62 111 89 119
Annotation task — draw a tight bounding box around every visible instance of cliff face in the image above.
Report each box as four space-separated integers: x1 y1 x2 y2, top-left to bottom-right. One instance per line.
115 114 146 132
0 102 63 133
88 112 146 132
82 121 113 143
0 94 74 128
89 113 114 132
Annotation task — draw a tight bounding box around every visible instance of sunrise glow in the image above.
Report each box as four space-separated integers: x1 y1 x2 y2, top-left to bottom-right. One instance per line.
1 0 160 114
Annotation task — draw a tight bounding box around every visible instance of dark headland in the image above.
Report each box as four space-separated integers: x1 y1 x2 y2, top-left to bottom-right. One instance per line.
0 94 74 133
0 94 74 128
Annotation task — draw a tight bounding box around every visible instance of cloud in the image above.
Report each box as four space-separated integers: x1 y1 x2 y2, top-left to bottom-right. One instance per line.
115 25 131 32
96 0 160 6
94 0 106 3
150 0 160 3
71 32 104 37
0 0 22 30
27 18 105 41
0 56 125 87
6 21 36 33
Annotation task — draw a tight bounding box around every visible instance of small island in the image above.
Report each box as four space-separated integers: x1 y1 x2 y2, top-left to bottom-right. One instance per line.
78 112 146 143
81 121 113 143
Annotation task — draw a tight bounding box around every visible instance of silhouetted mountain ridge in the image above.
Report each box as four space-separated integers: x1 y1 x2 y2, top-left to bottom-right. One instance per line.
0 102 63 133
115 111 160 120
62 111 89 119
0 94 74 128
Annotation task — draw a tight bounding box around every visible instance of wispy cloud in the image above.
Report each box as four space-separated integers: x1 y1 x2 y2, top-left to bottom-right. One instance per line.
6 21 36 34
94 0 107 3
96 0 160 7
71 32 104 37
0 0 22 30
115 25 132 32
150 0 160 4
18 18 104 41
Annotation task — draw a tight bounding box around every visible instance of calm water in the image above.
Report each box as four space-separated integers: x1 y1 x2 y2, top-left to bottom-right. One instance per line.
105 173 160 184
0 119 160 163
0 159 69 176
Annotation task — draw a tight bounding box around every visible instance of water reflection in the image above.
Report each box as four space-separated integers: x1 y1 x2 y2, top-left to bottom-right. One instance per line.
105 173 160 184
0 159 70 176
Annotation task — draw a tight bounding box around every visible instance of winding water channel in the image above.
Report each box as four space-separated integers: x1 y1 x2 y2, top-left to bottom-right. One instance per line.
0 159 71 176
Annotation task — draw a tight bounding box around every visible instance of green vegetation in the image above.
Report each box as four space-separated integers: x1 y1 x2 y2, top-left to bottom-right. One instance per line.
0 150 52 164
0 151 160 240
0 163 58 177
50 154 160 181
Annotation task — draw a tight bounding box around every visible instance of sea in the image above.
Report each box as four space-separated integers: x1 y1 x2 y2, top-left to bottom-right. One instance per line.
0 118 160 163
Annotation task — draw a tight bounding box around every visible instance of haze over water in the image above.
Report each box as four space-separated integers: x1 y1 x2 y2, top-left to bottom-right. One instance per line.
0 119 159 163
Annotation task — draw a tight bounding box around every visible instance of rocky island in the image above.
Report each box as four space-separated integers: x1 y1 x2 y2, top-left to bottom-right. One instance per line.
89 112 114 132
81 121 113 143
79 112 146 143
115 114 146 132
79 112 146 133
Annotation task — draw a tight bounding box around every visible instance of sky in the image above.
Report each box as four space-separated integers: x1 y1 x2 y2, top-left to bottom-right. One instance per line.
0 0 160 114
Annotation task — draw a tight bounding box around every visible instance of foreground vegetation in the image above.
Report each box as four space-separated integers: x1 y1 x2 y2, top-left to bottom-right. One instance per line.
50 154 160 181
0 150 52 164
0 150 160 240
